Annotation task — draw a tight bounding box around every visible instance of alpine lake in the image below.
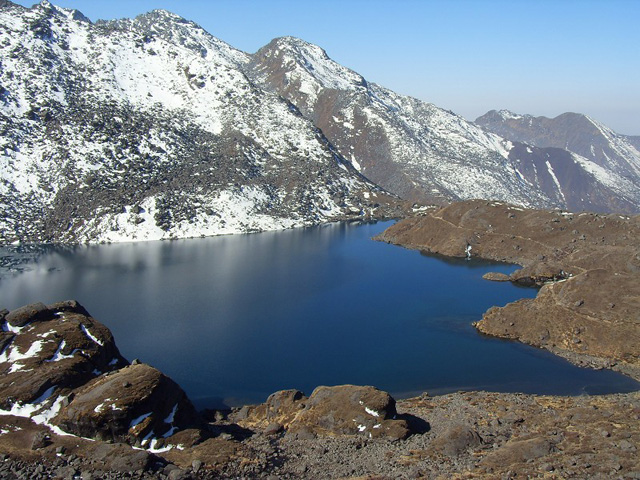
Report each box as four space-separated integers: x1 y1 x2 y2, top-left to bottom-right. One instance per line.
1 221 638 409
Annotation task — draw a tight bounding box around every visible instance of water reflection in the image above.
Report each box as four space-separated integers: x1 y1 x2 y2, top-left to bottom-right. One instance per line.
1 221 638 409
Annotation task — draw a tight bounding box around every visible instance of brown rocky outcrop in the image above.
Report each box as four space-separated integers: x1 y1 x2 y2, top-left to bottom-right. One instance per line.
376 200 640 379
0 301 127 407
235 385 412 440
289 385 410 440
52 363 202 444
0 301 203 448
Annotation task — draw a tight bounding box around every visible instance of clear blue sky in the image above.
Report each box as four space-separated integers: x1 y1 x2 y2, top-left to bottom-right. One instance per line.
15 0 640 134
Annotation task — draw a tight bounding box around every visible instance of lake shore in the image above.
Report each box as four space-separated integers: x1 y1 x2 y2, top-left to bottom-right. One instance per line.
1 200 639 478
376 200 640 382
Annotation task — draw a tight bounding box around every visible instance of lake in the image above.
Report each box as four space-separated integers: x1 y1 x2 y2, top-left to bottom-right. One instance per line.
1 221 638 409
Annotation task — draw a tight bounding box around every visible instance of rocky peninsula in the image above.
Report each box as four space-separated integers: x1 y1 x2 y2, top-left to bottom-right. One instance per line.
376 200 640 381
1 201 639 478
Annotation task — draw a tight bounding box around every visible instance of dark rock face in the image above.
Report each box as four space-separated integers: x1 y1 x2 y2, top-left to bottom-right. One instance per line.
53 363 201 444
0 300 127 407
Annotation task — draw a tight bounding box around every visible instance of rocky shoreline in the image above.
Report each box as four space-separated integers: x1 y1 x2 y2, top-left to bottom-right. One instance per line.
376 200 640 382
1 201 639 478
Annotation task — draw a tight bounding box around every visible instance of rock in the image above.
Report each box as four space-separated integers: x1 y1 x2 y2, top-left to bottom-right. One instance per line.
0 301 127 407
54 465 78 480
30 430 50 450
482 272 510 282
618 439 637 452
231 389 307 429
52 363 202 444
87 443 155 473
285 385 411 439
431 424 483 456
168 468 192 480
264 422 284 435
164 428 210 449
481 437 555 467
4 302 50 328
191 459 203 473
265 389 306 424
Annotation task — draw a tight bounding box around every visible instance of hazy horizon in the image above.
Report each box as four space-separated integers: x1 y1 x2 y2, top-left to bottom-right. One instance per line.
13 0 640 135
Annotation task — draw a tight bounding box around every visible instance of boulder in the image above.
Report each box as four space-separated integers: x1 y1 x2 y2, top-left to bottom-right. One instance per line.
86 442 156 473
430 424 483 456
230 389 307 430
482 272 510 282
0 301 127 407
52 363 202 444
286 385 411 440
480 436 556 467
4 302 50 328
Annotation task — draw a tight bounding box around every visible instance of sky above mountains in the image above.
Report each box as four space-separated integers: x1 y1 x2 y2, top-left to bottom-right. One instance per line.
14 0 639 135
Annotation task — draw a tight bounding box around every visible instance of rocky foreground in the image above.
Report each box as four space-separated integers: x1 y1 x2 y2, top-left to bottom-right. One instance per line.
1 201 640 478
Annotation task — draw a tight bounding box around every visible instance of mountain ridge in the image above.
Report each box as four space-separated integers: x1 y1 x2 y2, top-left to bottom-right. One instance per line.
0 0 400 244
1 0 638 244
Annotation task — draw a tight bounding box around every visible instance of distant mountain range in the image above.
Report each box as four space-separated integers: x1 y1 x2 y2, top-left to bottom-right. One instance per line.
1 1 638 243
476 110 640 213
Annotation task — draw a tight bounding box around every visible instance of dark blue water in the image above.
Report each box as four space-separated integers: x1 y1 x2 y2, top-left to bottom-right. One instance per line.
1 221 637 408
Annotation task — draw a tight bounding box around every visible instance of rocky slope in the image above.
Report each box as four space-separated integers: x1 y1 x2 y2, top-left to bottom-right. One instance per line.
249 37 640 213
476 110 640 213
2 1 639 245
1 300 638 479
249 37 548 208
376 200 640 380
0 1 401 244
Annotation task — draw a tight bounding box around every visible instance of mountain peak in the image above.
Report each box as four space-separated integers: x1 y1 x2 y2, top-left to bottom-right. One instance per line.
136 8 190 24
268 36 330 59
252 35 366 100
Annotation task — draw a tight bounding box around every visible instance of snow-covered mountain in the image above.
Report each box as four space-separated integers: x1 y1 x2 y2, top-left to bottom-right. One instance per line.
249 37 552 208
249 38 640 213
0 1 399 243
1 1 638 244
476 110 640 212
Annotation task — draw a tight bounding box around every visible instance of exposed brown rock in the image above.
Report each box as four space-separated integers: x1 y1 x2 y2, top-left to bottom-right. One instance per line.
53 363 202 444
85 442 156 473
430 424 483 456
4 302 50 328
482 271 510 282
236 385 412 440
287 385 410 440
0 301 127 407
376 200 640 379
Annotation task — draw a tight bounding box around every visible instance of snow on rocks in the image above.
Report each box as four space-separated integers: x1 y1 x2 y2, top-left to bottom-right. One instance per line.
0 300 126 407
234 385 414 440
0 300 203 450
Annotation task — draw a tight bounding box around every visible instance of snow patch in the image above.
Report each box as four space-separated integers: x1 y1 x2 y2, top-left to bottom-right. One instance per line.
545 160 566 203
129 412 152 429
45 340 79 362
364 407 380 417
80 324 103 346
